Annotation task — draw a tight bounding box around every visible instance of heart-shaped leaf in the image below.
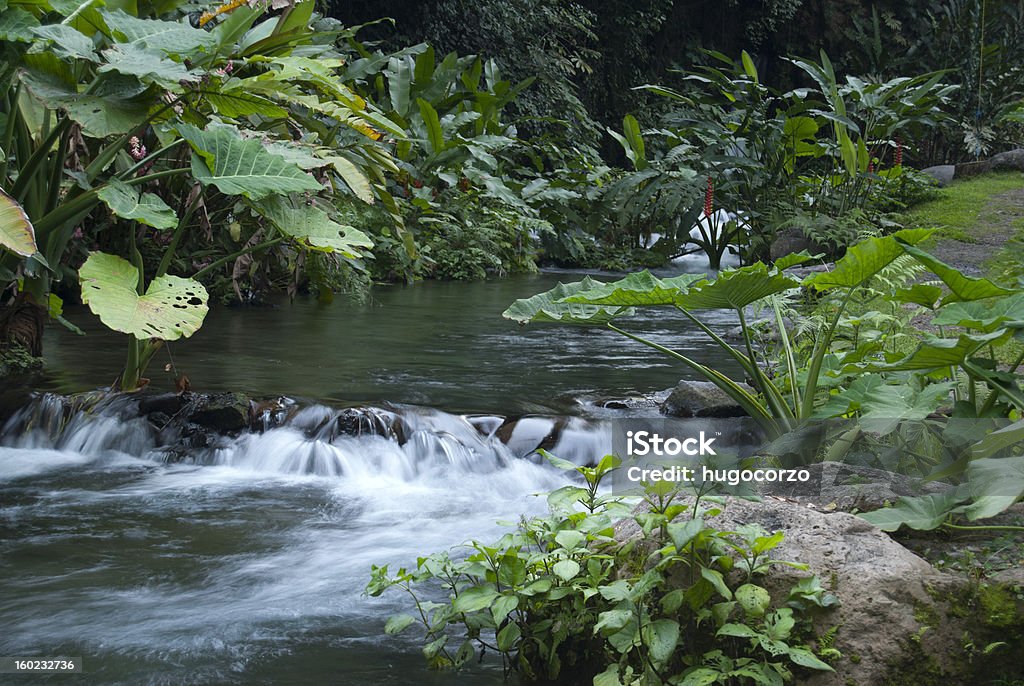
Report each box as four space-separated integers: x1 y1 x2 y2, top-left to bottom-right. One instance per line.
79 251 209 341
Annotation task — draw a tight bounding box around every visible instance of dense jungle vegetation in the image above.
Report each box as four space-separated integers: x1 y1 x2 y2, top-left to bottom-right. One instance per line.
0 1 1022 684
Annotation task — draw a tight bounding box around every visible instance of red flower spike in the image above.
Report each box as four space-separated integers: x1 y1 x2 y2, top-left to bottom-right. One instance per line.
704 176 713 218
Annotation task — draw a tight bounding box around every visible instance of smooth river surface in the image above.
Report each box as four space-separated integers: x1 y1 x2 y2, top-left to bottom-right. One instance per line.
2 268 738 684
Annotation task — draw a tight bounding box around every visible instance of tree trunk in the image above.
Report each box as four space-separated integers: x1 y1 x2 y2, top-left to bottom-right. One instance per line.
0 295 46 357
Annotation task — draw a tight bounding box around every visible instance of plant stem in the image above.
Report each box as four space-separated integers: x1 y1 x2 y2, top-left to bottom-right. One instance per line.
192 237 285 280
942 523 1024 533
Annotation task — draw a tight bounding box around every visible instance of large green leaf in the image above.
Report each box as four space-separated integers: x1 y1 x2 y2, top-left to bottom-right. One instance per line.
79 251 208 341
98 43 199 90
416 97 444 154
102 10 218 55
899 241 1017 303
675 263 799 310
503 277 632 326
561 271 705 306
859 490 969 531
852 330 1010 371
98 180 178 230
0 7 39 42
971 419 1024 459
933 292 1024 332
20 69 150 137
963 456 1024 520
804 228 933 291
0 188 37 256
203 90 289 119
178 123 321 200
814 374 954 433
262 197 372 256
30 25 97 61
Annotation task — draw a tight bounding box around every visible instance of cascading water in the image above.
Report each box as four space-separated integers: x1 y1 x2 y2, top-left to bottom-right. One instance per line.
0 394 610 684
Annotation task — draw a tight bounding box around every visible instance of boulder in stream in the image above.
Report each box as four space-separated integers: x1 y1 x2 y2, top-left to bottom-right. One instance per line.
660 380 752 418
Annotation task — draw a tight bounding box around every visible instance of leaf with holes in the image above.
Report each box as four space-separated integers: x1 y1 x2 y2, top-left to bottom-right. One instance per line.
262 197 372 256
0 188 37 256
98 180 178 229
79 252 208 341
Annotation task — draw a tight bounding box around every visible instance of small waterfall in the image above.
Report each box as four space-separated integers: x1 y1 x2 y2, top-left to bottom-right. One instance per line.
0 393 611 481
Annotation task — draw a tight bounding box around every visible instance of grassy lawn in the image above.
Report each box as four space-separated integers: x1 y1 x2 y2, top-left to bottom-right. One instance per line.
900 171 1024 283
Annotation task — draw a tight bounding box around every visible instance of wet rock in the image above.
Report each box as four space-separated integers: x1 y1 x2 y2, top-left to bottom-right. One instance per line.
770 228 812 261
921 164 956 186
617 497 1024 685
138 393 185 417
660 380 752 418
335 407 409 444
187 392 251 432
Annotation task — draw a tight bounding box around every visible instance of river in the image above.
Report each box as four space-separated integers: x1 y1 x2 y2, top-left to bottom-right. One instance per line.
1 269 737 684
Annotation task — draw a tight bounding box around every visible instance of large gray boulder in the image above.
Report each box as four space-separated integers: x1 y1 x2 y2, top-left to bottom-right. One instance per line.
660 380 751 418
617 497 1024 685
921 164 956 186
990 147 1024 172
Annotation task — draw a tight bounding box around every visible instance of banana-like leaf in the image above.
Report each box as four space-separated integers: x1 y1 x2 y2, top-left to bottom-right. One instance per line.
102 10 218 55
675 263 800 310
963 456 1024 520
804 228 932 291
932 292 1024 332
98 43 199 91
262 197 372 256
850 330 1010 372
203 90 288 119
320 155 374 203
98 180 178 229
899 241 1017 303
561 271 705 306
503 277 633 326
79 251 208 341
0 188 38 256
178 123 321 200
416 98 444 154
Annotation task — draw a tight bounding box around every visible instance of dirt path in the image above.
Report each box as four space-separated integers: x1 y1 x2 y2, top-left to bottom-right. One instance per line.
927 186 1024 276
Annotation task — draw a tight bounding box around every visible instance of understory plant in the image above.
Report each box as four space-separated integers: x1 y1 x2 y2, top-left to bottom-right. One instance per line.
503 229 1024 526
368 456 838 685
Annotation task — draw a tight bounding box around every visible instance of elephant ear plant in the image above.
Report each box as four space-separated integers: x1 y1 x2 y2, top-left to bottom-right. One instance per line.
0 0 389 388
504 229 1024 525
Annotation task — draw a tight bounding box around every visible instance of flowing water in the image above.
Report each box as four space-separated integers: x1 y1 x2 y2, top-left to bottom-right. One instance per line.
1 269 737 684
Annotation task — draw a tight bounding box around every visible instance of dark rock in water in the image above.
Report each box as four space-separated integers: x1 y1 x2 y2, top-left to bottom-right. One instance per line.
334 407 409 444
921 164 956 186
661 380 751 418
187 392 251 432
496 416 565 458
138 393 185 417
465 414 505 438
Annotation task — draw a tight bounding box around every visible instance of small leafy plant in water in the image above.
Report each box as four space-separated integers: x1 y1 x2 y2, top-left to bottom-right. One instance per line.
367 455 839 685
